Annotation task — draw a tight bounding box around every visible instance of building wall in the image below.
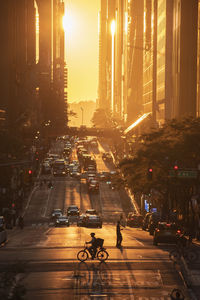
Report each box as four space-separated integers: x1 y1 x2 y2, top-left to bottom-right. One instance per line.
143 0 153 116
0 0 37 132
98 0 108 110
127 0 144 124
197 1 200 117
156 0 166 126
99 0 199 129
172 0 198 118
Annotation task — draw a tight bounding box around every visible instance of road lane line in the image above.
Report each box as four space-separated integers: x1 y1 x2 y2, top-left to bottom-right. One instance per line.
23 186 38 216
43 189 51 217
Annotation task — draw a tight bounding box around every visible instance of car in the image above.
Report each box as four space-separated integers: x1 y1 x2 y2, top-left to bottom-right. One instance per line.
85 209 98 215
98 171 111 181
148 212 162 235
70 171 81 179
126 213 143 227
153 222 182 246
142 212 152 230
55 215 70 227
53 159 67 176
51 209 62 220
0 228 7 244
0 216 5 231
67 205 79 214
67 205 80 221
77 214 87 227
85 215 102 228
102 152 113 163
88 180 99 193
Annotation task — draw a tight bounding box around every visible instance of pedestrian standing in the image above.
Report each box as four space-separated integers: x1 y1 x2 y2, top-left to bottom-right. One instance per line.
116 221 123 248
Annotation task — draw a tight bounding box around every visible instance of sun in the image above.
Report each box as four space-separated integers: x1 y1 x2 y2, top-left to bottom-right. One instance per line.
62 12 75 34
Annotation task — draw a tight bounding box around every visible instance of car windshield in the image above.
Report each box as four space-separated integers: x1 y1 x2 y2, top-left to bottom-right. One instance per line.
58 216 68 220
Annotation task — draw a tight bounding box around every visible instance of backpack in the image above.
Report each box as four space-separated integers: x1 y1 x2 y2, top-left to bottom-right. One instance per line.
94 238 104 248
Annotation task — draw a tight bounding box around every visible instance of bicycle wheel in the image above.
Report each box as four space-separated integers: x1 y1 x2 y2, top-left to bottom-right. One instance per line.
77 250 88 262
97 249 109 262
169 249 181 262
184 249 198 263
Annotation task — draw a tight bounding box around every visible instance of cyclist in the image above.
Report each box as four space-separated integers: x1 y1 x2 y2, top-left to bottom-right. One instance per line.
86 232 97 259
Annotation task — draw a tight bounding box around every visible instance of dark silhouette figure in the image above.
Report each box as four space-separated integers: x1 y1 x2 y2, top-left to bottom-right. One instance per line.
18 215 24 229
116 221 123 248
86 233 97 259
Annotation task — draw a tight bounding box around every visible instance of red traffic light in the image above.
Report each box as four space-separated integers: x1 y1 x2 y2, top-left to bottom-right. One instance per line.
12 203 15 208
174 165 178 170
148 168 153 172
28 170 32 175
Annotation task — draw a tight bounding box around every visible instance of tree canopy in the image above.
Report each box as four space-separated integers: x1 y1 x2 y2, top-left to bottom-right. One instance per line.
119 117 200 218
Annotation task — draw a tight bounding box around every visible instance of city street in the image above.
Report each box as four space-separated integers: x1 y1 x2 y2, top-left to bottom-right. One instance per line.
0 140 193 299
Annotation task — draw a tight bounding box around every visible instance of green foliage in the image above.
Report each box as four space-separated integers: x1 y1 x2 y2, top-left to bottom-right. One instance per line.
91 108 113 128
120 117 200 196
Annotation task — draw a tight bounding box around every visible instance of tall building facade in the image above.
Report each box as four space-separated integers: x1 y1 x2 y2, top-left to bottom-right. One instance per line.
0 0 37 134
98 0 199 132
0 0 67 140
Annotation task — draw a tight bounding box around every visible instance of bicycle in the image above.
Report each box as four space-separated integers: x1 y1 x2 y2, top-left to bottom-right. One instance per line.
77 244 109 262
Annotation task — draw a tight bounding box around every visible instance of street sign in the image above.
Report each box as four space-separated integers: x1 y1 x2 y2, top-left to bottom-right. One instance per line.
169 169 198 179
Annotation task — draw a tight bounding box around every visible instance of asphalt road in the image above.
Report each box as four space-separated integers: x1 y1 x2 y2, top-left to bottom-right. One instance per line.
0 139 192 299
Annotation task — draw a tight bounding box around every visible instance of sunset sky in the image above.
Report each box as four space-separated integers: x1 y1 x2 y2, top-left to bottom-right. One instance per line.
64 0 100 103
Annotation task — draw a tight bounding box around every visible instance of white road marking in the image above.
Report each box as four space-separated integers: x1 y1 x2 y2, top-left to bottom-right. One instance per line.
42 189 52 217
23 186 38 216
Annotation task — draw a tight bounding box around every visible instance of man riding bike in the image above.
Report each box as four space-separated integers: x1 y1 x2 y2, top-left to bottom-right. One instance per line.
86 232 97 259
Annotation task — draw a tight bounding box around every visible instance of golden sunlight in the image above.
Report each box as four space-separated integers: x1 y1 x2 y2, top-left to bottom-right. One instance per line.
63 12 76 34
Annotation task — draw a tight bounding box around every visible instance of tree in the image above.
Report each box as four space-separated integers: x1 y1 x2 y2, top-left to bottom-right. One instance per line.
91 108 113 128
119 117 200 225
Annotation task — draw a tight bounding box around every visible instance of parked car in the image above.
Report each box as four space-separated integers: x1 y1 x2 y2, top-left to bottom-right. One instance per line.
0 216 5 231
142 213 152 230
126 213 143 227
148 212 162 235
55 215 70 227
153 222 182 246
85 215 102 228
0 229 7 245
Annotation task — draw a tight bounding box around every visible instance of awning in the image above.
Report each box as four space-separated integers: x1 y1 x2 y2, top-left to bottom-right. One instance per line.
124 112 151 135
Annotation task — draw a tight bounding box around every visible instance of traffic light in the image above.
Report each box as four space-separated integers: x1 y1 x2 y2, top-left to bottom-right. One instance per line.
174 165 178 170
147 168 153 180
27 169 33 184
35 151 39 161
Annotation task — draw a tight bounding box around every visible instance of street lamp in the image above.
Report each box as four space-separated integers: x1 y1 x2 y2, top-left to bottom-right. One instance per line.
111 20 115 113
